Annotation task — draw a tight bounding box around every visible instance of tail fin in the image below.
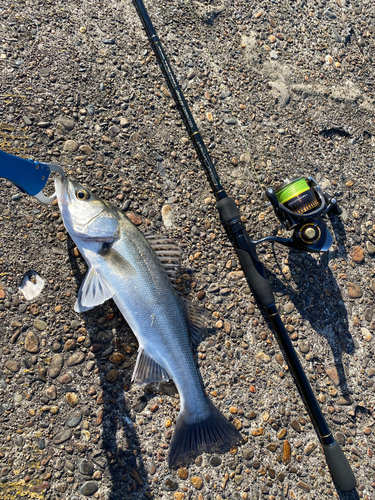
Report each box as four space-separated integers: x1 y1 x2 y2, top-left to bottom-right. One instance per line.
168 401 242 468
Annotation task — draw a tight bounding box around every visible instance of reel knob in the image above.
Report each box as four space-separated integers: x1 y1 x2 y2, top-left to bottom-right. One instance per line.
298 222 322 245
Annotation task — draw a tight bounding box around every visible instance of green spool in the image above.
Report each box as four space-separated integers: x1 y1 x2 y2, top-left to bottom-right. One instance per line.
276 177 310 205
275 177 320 215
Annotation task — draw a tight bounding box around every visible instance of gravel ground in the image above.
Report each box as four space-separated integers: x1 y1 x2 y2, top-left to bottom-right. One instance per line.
1 0 375 499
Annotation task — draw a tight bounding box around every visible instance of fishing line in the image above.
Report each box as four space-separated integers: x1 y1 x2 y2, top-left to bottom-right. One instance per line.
182 0 263 192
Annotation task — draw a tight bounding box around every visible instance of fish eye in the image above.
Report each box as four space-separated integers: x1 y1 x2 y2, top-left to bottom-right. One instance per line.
76 189 90 200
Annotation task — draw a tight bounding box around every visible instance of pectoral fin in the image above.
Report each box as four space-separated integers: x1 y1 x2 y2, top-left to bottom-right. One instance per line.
132 348 170 386
74 266 114 312
99 243 137 277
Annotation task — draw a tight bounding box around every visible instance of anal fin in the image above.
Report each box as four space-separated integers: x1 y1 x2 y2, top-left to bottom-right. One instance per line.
131 348 170 386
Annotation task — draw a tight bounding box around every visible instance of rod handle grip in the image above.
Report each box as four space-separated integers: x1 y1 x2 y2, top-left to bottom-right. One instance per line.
322 440 356 491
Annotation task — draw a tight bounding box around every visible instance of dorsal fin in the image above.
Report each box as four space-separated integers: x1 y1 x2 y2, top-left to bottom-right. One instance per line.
144 233 182 285
181 297 208 346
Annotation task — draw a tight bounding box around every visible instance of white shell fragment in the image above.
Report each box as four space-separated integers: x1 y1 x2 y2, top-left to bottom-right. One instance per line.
161 204 174 228
18 271 45 301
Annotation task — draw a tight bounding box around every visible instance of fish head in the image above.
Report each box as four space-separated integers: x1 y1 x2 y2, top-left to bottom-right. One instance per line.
54 175 119 243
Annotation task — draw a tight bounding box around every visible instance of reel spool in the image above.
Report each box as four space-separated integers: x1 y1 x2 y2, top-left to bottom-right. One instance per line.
261 176 341 253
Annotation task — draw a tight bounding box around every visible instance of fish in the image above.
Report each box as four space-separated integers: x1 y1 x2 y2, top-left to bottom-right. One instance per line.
54 175 241 467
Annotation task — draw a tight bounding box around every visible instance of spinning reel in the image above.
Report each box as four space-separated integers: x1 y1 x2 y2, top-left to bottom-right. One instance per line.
254 176 341 253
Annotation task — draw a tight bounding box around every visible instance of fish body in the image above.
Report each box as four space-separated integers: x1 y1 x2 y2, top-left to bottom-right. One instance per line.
55 176 241 466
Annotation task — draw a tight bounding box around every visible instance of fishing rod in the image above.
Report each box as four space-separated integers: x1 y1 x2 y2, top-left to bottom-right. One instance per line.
132 0 356 491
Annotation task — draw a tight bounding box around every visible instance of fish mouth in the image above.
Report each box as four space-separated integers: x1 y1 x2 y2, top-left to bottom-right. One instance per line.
54 173 68 202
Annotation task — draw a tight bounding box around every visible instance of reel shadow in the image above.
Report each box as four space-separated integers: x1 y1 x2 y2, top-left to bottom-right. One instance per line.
269 212 354 395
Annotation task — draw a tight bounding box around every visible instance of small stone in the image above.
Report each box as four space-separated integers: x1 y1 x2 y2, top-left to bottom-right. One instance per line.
67 410 83 428
65 339 76 351
58 117 75 131
191 476 203 490
364 307 373 322
78 459 94 476
234 475 243 485
304 441 317 456
290 419 301 433
126 212 143 226
283 440 291 464
66 392 79 407
46 386 57 400
255 352 270 363
79 145 94 155
30 482 50 493
361 327 372 342
108 125 120 137
297 481 311 492
347 282 363 299
366 241 375 255
63 140 79 152
178 468 188 479
277 428 287 439
53 429 72 445
25 331 39 353
5 360 20 372
337 395 354 406
209 456 222 467
34 319 47 331
298 341 309 354
174 494 185 500
162 476 178 491
109 352 125 364
67 351 85 366
58 373 72 384
325 366 340 386
224 118 238 125
105 369 119 382
80 481 98 496
350 246 364 264
284 302 295 314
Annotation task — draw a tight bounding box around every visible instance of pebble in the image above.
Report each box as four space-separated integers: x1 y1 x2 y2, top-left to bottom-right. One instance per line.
209 456 222 467
66 392 79 407
5 360 20 372
46 385 57 400
191 476 203 490
325 366 340 386
63 140 79 152
67 410 83 428
337 395 354 405
350 246 365 264
58 117 75 131
346 282 363 299
178 468 188 479
224 118 238 125
87 105 95 116
53 429 72 445
67 351 85 366
297 481 311 492
80 481 98 496
366 241 375 255
283 302 295 314
162 476 178 491
283 440 291 464
78 459 94 476
34 319 47 331
25 331 39 353
290 419 301 433
48 354 64 378
304 441 317 456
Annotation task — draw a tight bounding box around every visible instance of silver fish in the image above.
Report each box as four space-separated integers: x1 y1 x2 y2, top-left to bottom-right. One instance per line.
55 175 241 467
